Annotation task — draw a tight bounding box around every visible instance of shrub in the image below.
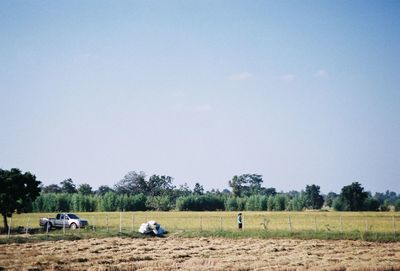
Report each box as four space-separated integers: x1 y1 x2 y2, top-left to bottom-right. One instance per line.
225 197 238 211
176 195 225 211
395 199 400 211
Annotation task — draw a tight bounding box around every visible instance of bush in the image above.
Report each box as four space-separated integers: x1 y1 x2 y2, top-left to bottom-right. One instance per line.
363 197 380 211
395 199 400 211
176 195 225 211
332 197 344 211
98 192 119 211
288 195 305 211
32 193 72 212
225 197 238 211
273 194 289 211
244 195 269 211
236 197 247 211
146 195 173 211
71 194 97 212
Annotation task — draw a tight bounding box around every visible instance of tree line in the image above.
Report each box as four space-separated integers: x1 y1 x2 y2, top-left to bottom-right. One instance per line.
30 170 400 212
1 168 400 231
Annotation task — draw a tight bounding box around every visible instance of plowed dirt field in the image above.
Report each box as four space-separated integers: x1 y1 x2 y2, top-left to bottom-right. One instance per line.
1 237 399 270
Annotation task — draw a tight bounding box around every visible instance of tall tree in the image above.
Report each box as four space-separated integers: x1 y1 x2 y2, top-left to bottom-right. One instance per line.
60 178 77 194
228 174 263 197
260 187 277 197
114 171 146 195
0 168 41 232
324 192 338 207
96 185 114 196
42 184 62 193
193 183 204 195
147 175 175 196
78 183 93 195
304 184 324 209
339 182 368 211
174 183 192 198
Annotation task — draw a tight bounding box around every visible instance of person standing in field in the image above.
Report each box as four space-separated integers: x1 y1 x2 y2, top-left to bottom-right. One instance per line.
237 213 243 230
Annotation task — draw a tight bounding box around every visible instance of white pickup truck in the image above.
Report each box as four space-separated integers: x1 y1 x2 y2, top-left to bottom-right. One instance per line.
39 213 88 230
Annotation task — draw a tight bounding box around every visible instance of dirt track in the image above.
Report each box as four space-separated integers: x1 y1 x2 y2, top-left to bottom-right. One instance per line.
0 237 399 270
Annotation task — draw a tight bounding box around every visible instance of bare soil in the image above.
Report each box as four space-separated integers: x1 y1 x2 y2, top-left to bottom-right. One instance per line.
0 237 399 270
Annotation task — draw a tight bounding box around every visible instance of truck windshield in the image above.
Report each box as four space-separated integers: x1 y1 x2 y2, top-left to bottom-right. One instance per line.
67 214 79 219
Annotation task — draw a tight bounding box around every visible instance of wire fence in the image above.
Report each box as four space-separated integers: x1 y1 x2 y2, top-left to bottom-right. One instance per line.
5 212 400 237
95 213 399 234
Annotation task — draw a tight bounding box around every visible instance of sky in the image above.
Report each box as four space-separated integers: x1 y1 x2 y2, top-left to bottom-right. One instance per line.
1 1 399 194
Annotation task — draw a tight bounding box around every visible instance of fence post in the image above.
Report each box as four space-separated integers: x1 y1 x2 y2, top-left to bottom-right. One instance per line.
106 214 109 233
288 215 292 233
46 216 49 234
314 216 317 233
119 212 122 233
220 217 222 231
340 216 343 233
132 215 135 233
7 217 12 238
26 217 30 235
393 216 396 236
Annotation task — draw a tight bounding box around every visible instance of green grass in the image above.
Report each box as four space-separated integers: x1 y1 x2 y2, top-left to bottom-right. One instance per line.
1 211 399 243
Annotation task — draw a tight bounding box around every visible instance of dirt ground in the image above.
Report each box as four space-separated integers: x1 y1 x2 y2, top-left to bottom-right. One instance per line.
0 237 399 271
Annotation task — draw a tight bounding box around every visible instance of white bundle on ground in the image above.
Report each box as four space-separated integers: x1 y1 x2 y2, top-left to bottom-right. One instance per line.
138 220 166 236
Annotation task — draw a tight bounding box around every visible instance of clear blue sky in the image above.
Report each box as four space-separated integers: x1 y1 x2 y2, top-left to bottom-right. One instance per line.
1 1 399 194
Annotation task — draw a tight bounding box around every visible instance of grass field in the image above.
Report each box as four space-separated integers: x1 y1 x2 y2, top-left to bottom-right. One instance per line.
4 211 400 241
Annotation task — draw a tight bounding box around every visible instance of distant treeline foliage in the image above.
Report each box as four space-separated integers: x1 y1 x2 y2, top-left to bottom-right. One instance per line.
8 169 400 213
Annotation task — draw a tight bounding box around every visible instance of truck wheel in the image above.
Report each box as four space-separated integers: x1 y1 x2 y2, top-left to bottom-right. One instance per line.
70 223 78 230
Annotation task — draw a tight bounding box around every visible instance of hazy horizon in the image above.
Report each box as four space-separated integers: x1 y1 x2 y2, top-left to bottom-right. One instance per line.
1 1 399 194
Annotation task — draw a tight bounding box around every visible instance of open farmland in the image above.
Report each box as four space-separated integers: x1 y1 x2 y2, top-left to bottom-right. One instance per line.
8 211 400 235
1 236 400 270
1 212 400 270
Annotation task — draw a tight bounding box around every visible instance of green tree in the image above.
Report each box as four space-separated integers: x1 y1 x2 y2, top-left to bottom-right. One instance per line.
0 168 41 232
228 174 263 197
193 183 204 195
260 187 277 196
395 199 400 211
98 192 120 211
96 185 113 196
288 194 306 211
42 184 62 193
304 184 324 209
225 197 238 211
60 178 77 194
173 183 192 198
332 197 344 211
146 195 172 211
114 171 146 195
147 175 175 196
273 194 289 211
338 182 368 211
324 192 338 207
363 197 380 211
78 183 93 195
